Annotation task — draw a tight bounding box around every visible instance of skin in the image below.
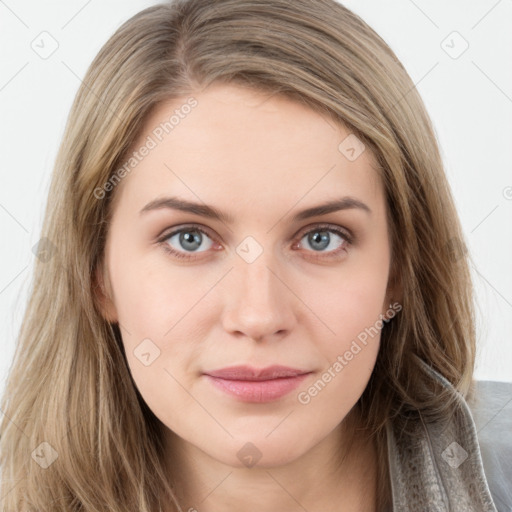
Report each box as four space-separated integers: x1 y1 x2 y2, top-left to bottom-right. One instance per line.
97 82 397 512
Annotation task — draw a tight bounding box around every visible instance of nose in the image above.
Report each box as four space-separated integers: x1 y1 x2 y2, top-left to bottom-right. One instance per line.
221 253 297 343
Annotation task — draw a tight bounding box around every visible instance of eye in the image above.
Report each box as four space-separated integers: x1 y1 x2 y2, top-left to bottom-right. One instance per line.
293 224 353 258
157 223 354 261
158 226 218 260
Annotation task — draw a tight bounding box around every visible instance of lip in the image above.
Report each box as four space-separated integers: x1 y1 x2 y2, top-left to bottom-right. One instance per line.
204 365 310 380
203 365 312 403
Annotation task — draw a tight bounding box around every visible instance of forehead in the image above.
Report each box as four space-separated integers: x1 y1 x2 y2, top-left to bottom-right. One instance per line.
110 83 384 221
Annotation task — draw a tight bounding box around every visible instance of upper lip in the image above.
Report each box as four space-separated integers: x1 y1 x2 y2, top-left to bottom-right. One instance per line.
203 365 311 381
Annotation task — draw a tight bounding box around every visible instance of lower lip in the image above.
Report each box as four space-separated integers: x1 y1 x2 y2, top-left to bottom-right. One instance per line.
203 374 310 403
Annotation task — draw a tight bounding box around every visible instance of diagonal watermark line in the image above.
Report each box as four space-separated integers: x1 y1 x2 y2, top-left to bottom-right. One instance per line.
470 204 499 233
265 471 310 512
476 394 512 435
266 409 295 437
164 162 233 234
29 240 133 335
471 263 512 309
61 0 93 29
0 0 29 28
0 478 23 506
0 203 29 232
61 61 123 122
0 405 29 438
0 62 29 92
197 471 233 504
472 61 512 105
471 0 503 30
265 266 336 335
163 367 234 437
0 265 28 295
116 320 132 337
266 164 337 234
53 256 133 336
163 267 234 337
163 162 339 340
407 0 439 29
164 162 341 338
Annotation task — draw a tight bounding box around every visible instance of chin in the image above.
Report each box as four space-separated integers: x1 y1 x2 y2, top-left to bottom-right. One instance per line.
205 431 313 469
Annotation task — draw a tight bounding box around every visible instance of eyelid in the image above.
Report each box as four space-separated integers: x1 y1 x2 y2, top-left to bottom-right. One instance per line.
294 222 354 245
157 222 355 259
157 223 216 242
158 222 354 243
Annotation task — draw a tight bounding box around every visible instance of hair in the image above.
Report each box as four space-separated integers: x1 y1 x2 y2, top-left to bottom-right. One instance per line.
0 0 478 510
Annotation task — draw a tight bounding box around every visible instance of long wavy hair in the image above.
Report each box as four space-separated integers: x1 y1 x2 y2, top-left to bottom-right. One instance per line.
0 0 477 510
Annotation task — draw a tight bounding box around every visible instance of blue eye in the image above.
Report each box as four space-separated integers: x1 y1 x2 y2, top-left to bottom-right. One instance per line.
158 223 353 260
160 226 215 259
297 225 352 255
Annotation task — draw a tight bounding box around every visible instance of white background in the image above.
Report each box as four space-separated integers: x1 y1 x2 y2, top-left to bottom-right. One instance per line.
0 0 511 401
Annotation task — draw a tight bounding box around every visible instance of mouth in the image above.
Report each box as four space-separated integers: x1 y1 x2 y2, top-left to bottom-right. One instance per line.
202 365 313 403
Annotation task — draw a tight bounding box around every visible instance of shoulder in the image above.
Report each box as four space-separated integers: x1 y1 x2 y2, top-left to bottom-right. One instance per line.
468 380 512 512
385 359 509 511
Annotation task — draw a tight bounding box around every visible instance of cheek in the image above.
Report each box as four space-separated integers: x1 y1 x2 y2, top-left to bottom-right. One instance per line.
295 260 388 387
108 246 216 382
108 225 388 413
294 284 384 413
299 260 388 341
111 258 207 426
109 240 211 337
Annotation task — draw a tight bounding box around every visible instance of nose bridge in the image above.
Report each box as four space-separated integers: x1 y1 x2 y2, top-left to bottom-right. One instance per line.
239 255 276 300
222 246 295 340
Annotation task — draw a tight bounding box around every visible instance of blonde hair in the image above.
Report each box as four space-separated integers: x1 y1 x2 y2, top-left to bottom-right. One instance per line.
0 0 477 510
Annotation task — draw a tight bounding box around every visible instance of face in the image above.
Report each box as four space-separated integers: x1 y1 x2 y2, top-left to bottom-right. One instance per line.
98 82 394 470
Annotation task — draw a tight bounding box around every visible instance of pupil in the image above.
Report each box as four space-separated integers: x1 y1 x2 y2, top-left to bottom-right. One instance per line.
309 231 329 251
180 231 202 251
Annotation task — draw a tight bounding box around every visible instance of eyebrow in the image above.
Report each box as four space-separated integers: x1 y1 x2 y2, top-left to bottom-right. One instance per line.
139 195 372 223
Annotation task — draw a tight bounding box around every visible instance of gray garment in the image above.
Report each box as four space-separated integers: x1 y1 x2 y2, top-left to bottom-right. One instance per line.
386 358 512 511
470 380 512 512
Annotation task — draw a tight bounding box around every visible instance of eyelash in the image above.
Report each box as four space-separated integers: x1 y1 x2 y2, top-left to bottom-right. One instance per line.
157 223 354 261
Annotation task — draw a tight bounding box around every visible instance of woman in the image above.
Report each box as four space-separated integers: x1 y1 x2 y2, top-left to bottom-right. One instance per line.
0 1 509 510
